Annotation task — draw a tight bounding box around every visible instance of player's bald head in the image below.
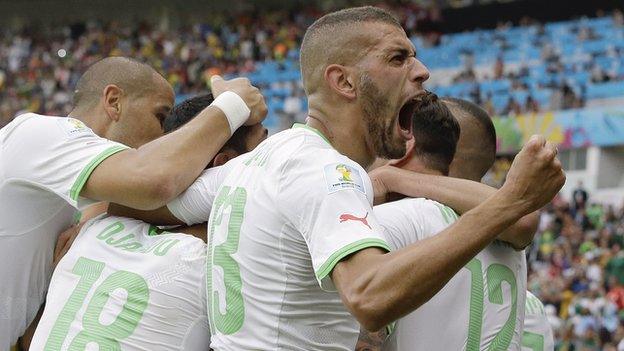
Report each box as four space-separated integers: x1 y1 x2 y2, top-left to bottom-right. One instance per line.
442 97 497 181
300 6 402 95
73 57 163 109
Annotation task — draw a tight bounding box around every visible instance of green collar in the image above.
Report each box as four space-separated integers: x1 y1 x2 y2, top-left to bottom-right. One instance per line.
292 123 331 145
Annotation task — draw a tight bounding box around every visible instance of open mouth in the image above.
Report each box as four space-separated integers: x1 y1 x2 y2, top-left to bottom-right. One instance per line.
397 99 418 140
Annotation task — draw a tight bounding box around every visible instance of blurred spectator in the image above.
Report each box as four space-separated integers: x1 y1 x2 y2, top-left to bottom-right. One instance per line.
281 82 305 129
493 55 504 80
502 97 522 116
562 84 580 110
573 181 590 211
615 9 624 27
525 94 540 113
482 93 496 116
591 63 609 83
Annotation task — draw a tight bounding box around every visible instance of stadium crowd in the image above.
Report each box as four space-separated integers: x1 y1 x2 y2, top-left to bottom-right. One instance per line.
2 3 622 128
528 185 624 350
0 2 443 127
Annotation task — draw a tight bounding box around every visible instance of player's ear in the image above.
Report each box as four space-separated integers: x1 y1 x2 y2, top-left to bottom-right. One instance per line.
325 64 356 100
388 138 416 168
102 84 124 123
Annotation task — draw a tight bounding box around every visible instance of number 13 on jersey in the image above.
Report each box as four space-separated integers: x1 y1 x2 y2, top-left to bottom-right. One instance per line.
207 186 247 335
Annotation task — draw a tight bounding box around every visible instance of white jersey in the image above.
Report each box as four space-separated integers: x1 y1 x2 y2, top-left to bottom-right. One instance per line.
168 124 390 350
522 291 554 351
376 198 527 351
29 215 209 351
0 113 128 347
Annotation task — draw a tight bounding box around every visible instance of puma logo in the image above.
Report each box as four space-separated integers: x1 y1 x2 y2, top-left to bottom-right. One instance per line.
339 212 371 229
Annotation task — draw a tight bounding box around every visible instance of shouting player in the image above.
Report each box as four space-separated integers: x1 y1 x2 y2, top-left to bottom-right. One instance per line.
369 96 537 350
0 56 266 349
117 7 564 350
27 93 267 351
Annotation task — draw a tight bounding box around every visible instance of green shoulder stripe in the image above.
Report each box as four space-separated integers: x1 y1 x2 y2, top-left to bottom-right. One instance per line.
70 145 129 201
316 238 390 282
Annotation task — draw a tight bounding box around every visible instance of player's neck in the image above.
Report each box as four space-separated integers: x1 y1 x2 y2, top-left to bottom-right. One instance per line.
398 158 444 176
68 108 108 138
306 107 374 168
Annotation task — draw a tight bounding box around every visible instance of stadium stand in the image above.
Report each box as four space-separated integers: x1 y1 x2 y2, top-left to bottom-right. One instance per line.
3 7 621 129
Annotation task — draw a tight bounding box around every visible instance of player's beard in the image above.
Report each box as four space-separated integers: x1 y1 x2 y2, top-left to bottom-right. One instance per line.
359 73 407 159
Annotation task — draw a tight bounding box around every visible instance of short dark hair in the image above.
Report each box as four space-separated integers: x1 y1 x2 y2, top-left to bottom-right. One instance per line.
411 93 461 175
441 97 496 179
165 93 248 155
442 97 496 154
300 6 402 94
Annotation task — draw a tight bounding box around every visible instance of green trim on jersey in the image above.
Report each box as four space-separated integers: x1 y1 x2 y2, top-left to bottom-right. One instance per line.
72 211 83 224
292 123 331 145
70 145 129 201
316 238 390 282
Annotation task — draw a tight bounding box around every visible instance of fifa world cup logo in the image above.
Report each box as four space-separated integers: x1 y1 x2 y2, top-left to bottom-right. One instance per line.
336 164 353 182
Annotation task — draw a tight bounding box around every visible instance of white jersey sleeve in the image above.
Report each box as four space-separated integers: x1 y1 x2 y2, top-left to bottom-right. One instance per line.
166 159 240 225
1 113 128 208
374 198 458 250
278 147 390 291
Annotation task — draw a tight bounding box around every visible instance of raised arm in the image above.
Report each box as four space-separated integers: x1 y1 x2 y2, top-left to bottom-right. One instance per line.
333 136 564 331
371 167 539 249
82 77 266 210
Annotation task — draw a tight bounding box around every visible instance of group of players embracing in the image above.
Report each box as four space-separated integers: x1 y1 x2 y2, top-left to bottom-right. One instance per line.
0 6 563 351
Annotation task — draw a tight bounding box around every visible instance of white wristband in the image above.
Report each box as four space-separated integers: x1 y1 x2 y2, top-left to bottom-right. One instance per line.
210 91 250 135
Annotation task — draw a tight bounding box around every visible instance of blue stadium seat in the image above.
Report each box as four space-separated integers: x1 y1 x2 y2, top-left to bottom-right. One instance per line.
480 80 511 95
586 81 624 99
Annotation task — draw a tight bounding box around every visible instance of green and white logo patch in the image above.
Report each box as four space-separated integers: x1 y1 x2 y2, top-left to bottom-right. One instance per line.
324 163 365 194
57 117 93 139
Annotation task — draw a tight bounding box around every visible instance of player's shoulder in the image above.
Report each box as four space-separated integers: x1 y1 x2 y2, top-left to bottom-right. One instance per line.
1 113 94 142
292 126 360 167
272 125 367 187
0 113 43 138
272 124 344 161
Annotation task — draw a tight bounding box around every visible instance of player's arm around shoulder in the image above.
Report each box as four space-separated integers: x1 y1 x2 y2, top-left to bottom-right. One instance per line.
371 165 539 250
108 161 238 226
332 136 564 332
79 109 231 211
83 77 267 211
